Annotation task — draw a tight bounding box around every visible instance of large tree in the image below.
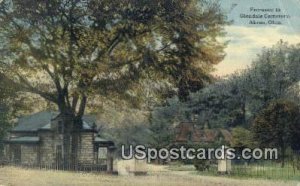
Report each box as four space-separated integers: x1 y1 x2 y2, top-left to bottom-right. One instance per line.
0 76 13 156
252 99 300 167
0 0 226 166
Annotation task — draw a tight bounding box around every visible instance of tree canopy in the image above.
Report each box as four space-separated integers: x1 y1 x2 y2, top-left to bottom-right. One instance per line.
252 99 300 167
0 0 227 120
149 41 300 134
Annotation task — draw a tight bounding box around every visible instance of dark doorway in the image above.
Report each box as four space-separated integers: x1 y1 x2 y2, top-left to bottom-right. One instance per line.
11 145 21 164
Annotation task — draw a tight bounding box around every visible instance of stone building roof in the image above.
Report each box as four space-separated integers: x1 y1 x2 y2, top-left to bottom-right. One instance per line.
6 111 114 145
13 111 58 132
174 122 232 144
11 111 95 132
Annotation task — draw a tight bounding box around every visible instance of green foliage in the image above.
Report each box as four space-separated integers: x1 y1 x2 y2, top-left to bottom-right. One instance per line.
0 1 227 163
192 143 222 171
252 99 300 167
231 127 255 148
0 0 227 117
252 99 300 148
149 97 187 148
243 41 300 110
194 159 211 171
151 41 300 130
104 122 152 155
147 41 300 169
0 77 14 154
0 104 10 147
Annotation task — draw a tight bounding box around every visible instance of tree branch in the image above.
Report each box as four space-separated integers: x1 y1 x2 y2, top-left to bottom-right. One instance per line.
76 94 87 118
0 72 58 103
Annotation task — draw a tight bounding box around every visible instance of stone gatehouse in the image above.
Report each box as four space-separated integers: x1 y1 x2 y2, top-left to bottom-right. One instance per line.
4 111 115 171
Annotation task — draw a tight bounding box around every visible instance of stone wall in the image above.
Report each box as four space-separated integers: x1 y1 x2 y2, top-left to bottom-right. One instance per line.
5 144 21 163
20 144 38 165
77 132 94 164
39 130 96 166
39 131 55 165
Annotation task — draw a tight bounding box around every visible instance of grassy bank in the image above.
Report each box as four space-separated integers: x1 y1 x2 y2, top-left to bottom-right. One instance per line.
0 166 298 186
166 161 300 181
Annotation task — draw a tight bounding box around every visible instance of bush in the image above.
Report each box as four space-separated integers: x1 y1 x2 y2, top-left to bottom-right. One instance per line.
193 159 211 171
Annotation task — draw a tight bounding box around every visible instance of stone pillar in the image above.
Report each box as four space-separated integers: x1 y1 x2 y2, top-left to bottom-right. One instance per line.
107 146 116 173
107 156 113 172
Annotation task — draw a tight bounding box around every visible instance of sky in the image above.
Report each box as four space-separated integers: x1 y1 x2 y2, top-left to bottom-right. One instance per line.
214 0 300 76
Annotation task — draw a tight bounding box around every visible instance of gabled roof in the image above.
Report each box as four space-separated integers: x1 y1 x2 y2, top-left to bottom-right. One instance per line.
13 111 58 132
174 122 232 144
11 111 96 132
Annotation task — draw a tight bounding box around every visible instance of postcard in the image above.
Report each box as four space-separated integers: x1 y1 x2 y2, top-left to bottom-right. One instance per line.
0 0 299 185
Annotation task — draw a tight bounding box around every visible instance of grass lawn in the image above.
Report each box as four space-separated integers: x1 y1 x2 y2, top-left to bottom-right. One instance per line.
230 163 300 180
0 166 299 186
167 161 300 181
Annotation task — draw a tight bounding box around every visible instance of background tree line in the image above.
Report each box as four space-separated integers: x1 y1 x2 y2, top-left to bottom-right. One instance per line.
148 41 300 167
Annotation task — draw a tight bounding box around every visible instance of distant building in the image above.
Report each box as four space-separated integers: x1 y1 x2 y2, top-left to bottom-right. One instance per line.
173 122 232 145
4 111 115 171
172 122 233 172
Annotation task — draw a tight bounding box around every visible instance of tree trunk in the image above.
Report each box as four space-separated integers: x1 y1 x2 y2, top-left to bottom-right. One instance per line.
71 117 83 170
61 114 73 168
281 146 285 168
58 94 86 169
61 113 83 170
